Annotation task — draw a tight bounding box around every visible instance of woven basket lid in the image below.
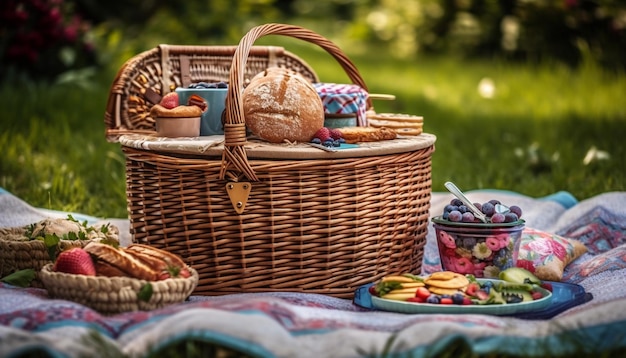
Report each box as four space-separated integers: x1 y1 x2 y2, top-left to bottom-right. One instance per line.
118 133 436 160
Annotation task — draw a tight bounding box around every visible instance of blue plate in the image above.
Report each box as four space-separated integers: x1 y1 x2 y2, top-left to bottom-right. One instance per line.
353 280 592 319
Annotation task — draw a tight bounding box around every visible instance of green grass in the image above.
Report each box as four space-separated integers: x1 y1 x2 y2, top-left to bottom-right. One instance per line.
1 44 625 219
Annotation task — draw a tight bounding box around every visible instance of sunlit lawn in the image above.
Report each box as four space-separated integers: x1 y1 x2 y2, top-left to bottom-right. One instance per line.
1 41 625 219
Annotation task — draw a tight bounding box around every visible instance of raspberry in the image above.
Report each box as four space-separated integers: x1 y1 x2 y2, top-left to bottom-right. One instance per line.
313 127 331 142
159 92 179 109
329 128 343 140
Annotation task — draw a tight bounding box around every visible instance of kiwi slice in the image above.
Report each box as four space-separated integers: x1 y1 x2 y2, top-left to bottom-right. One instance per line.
499 267 541 285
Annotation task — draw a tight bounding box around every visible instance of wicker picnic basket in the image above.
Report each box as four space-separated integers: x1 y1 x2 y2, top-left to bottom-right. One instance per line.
104 23 436 298
0 221 119 288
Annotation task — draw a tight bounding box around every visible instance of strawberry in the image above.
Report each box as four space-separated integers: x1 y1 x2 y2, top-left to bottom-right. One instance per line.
159 92 179 109
329 128 343 140
53 248 96 276
540 282 553 292
407 296 425 303
313 127 331 141
531 291 544 300
416 287 431 300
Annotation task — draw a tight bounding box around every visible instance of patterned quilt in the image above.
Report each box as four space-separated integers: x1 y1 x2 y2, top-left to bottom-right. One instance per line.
1 189 625 357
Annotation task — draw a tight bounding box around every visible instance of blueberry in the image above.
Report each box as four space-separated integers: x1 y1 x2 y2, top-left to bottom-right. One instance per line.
504 212 519 223
442 211 450 220
509 205 523 218
448 210 463 222
216 81 228 88
481 202 495 216
426 295 440 304
311 138 322 144
323 139 334 147
462 212 475 222
333 140 341 147
443 204 456 214
452 293 465 305
458 205 468 213
450 199 463 207
491 213 506 223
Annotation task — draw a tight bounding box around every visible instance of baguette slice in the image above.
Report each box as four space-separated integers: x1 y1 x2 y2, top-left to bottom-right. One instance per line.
124 244 186 269
84 242 159 281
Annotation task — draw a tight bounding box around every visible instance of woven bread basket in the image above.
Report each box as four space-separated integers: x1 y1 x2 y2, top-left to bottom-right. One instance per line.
40 264 199 315
105 23 436 298
0 223 119 288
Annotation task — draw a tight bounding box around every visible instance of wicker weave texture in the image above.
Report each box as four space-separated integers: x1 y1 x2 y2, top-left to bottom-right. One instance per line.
124 145 433 297
111 24 435 298
105 45 318 141
40 264 199 315
0 227 91 288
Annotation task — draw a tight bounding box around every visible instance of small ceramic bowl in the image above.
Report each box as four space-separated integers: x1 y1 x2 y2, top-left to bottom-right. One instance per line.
155 116 201 137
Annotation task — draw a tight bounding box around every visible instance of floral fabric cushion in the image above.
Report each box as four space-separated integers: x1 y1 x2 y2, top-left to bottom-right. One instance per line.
516 228 588 281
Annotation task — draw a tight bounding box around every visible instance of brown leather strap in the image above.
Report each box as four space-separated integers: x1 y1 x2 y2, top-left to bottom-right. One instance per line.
180 55 191 88
144 88 162 105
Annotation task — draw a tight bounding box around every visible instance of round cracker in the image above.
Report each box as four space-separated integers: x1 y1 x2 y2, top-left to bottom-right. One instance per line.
428 286 462 295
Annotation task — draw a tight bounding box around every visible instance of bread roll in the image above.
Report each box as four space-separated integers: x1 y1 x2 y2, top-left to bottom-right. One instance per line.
150 104 202 118
243 68 324 143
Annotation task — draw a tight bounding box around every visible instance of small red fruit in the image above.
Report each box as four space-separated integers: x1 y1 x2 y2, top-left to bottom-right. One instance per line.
329 128 343 140
540 282 553 292
160 92 180 109
53 248 96 276
368 285 378 296
416 287 431 300
440 297 453 305
407 296 425 303
475 290 489 301
313 127 331 141
531 291 544 300
465 282 480 297
462 297 473 305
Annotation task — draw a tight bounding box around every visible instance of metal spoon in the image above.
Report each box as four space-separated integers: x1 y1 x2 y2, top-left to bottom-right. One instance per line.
444 181 489 223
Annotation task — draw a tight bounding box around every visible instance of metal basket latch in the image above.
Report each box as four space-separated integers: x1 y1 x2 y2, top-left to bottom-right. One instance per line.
226 182 252 214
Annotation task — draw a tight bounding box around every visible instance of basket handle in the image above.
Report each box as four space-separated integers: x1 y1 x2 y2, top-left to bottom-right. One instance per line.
220 23 372 182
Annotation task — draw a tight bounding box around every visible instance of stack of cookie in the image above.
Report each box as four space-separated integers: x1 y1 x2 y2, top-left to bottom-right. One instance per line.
367 112 424 136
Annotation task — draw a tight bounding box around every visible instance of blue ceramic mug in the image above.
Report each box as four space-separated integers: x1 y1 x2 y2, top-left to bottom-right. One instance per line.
175 87 228 136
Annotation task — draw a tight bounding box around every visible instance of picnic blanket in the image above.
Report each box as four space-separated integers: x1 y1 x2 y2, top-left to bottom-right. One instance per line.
1 188 625 357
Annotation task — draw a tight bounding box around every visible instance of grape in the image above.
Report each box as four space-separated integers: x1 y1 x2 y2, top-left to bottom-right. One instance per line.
491 213 505 223
509 205 523 218
481 202 495 216
489 199 501 206
443 204 456 214
461 212 475 222
448 210 463 222
504 212 519 223
450 199 463 207
473 202 482 212
452 293 465 305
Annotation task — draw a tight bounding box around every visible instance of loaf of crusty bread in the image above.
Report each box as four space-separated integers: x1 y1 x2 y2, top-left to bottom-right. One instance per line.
243 68 324 143
337 126 398 143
